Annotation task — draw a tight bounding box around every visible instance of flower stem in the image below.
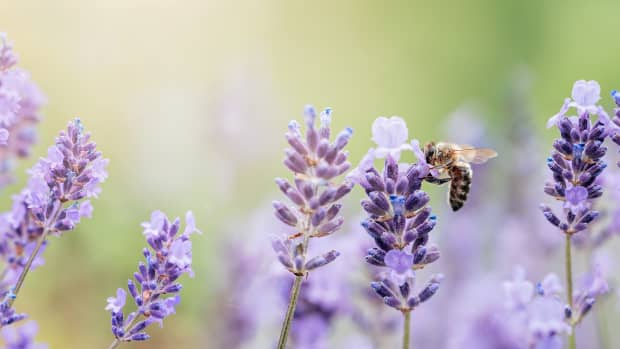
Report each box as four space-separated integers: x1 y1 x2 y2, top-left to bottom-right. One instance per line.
566 234 576 349
595 299 610 349
402 311 411 349
5 227 50 308
277 274 304 349
107 339 120 349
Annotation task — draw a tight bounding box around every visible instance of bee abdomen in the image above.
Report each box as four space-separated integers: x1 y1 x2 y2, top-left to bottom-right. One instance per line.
448 164 472 211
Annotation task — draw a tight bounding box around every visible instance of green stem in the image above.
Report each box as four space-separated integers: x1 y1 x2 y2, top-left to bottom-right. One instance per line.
402 311 411 349
595 299 609 349
566 234 576 349
277 274 304 349
6 227 50 308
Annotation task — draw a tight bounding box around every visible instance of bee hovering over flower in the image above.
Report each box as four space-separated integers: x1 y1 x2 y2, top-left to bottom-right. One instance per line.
423 142 497 211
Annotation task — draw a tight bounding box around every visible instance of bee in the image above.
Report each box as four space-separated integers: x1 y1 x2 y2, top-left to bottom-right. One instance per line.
423 142 497 211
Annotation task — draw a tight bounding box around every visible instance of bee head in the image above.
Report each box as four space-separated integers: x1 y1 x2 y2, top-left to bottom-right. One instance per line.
424 142 437 164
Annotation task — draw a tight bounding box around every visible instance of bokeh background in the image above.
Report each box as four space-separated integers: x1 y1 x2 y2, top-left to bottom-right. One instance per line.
2 0 620 348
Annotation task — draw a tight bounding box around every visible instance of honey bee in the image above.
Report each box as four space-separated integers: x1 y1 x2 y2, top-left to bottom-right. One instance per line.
423 142 497 211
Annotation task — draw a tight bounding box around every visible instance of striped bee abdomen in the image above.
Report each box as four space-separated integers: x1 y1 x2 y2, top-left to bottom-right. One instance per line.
448 163 472 211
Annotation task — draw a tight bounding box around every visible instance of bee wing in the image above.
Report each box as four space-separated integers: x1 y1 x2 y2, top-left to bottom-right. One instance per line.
456 146 498 164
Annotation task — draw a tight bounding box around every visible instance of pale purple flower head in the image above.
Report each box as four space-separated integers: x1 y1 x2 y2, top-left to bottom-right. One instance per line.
272 105 353 276
538 274 563 297
503 267 534 309
105 288 126 313
0 321 47 349
168 239 192 269
455 269 569 349
370 116 413 160
571 80 601 110
547 80 609 129
571 263 609 322
107 211 198 343
0 33 45 189
0 86 19 127
383 249 414 274
183 211 201 235
287 264 351 348
0 34 18 71
141 210 166 238
563 185 589 214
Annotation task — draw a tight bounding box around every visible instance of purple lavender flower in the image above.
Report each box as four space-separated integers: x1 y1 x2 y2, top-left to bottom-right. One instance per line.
359 152 443 312
541 81 608 236
450 268 569 349
0 321 47 349
547 80 609 129
271 106 353 276
609 89 620 150
357 116 443 349
571 264 609 325
370 116 413 160
106 211 199 347
348 116 424 183
0 303 26 327
541 80 612 349
0 119 107 326
272 105 354 349
287 267 350 349
0 33 45 189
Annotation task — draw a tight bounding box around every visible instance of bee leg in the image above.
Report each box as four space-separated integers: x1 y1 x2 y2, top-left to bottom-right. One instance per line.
424 176 452 185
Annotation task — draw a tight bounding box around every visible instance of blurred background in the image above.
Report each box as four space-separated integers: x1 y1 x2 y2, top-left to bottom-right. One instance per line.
2 0 620 348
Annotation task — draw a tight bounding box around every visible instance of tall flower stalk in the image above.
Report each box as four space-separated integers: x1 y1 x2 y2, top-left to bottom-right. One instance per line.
541 80 610 348
271 105 353 349
354 116 443 349
105 211 200 349
0 119 107 325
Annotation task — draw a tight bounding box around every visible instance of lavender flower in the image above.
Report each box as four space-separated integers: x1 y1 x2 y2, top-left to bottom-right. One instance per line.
504 268 570 348
287 264 351 349
370 116 413 160
106 211 199 347
358 116 442 349
450 268 569 349
609 89 620 151
0 119 107 325
541 80 612 349
572 264 609 325
272 105 353 349
0 321 47 349
0 33 45 189
272 106 353 276
348 116 417 183
359 151 442 304
541 80 608 236
547 80 609 129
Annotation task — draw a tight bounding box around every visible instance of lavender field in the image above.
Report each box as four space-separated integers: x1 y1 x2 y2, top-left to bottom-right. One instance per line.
1 1 620 348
